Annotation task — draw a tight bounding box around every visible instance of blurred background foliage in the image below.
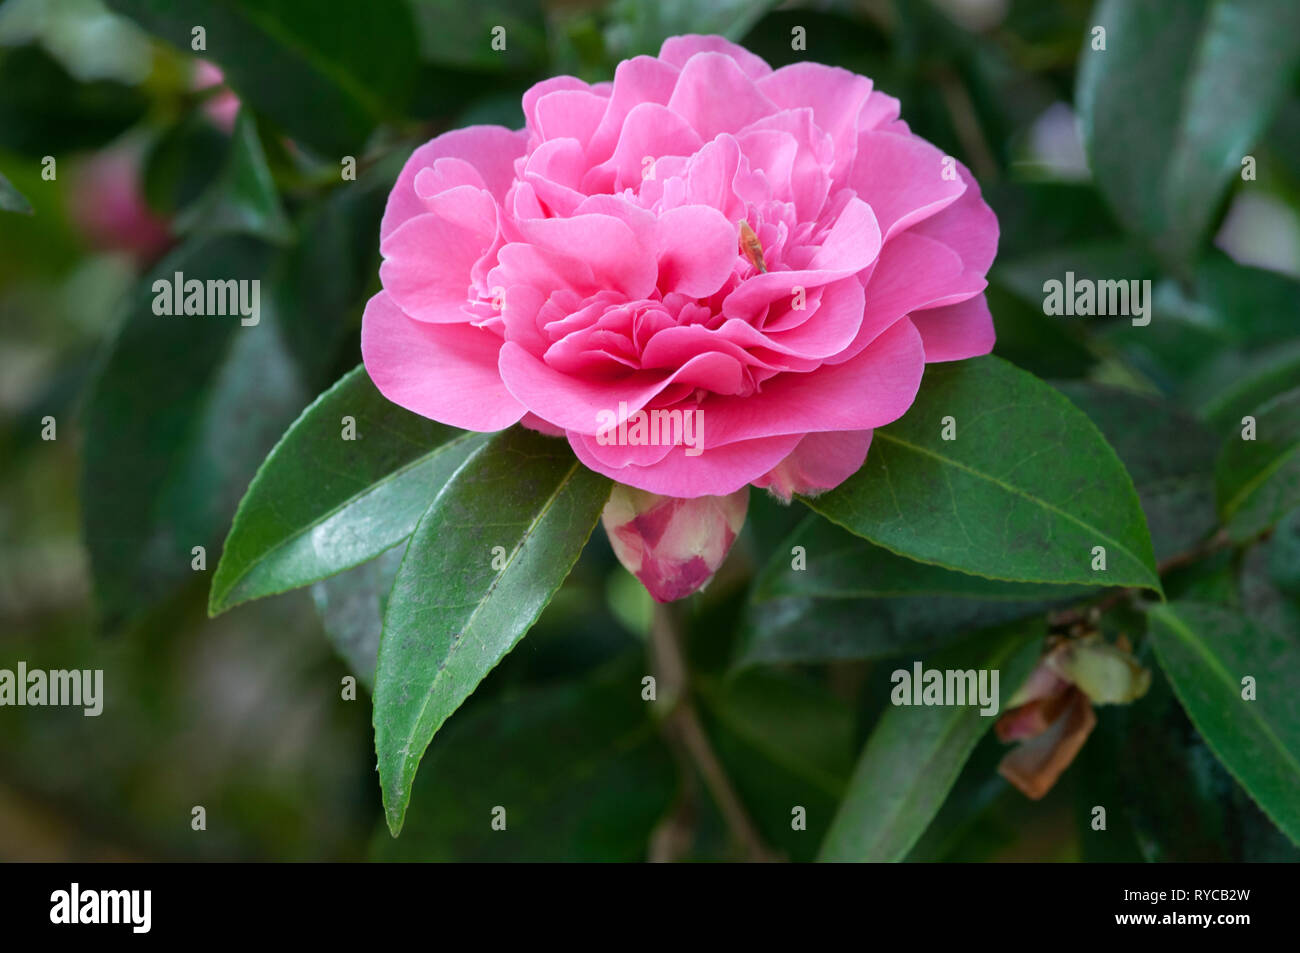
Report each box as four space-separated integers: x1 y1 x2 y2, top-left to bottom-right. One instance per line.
1 0 1298 861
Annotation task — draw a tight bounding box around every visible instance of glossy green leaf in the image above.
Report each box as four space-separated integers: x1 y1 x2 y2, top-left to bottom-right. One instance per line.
374 427 611 835
372 656 675 861
1216 386 1300 541
1076 0 1300 267
82 235 310 632
740 515 1086 665
210 365 486 614
174 111 292 244
818 620 1043 862
1056 382 1218 560
804 355 1161 591
1147 601 1300 846
311 545 404 689
105 0 419 155
0 170 32 214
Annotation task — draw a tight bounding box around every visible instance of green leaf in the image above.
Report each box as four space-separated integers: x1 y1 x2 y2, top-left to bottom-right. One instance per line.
1196 340 1300 433
1194 251 1300 348
0 170 32 215
605 0 780 59
740 515 1086 666
1076 0 1300 267
142 112 229 217
174 111 292 245
372 656 675 861
210 365 486 614
817 620 1043 862
81 234 312 632
407 0 547 71
1147 601 1300 846
105 0 419 155
697 669 855 861
311 545 405 690
1216 386 1300 541
0 45 148 156
374 427 611 835
1055 382 1218 560
804 355 1161 591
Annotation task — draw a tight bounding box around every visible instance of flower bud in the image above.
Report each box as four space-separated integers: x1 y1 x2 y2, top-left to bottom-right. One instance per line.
601 484 748 603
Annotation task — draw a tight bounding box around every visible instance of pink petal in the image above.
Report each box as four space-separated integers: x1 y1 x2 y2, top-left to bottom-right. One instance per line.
658 35 772 79
701 317 925 447
666 52 778 142
908 158 999 275
911 294 996 362
849 130 967 240
655 204 739 297
381 126 526 240
571 431 803 498
753 429 874 500
757 62 874 181
361 292 523 431
379 212 488 323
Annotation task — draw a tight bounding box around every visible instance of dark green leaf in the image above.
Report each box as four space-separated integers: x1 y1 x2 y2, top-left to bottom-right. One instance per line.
174 111 292 244
1055 382 1218 559
1196 340 1300 433
740 515 1085 666
372 656 675 861
805 355 1161 591
697 669 854 861
1147 601 1300 846
105 0 419 155
818 620 1043 862
210 364 486 614
374 427 611 835
142 112 229 216
82 235 309 632
407 0 547 71
0 46 148 156
1076 0 1300 267
1216 386 1300 540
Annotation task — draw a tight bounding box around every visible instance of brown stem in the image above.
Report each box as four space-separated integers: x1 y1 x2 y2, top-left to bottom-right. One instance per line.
650 601 776 863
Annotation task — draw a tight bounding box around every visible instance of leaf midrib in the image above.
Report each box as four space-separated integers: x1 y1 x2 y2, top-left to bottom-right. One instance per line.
872 430 1156 586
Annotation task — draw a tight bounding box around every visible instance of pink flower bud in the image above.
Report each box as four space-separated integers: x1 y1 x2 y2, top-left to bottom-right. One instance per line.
601 484 748 603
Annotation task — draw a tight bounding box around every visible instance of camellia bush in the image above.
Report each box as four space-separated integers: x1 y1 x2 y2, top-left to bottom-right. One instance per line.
2 0 1299 863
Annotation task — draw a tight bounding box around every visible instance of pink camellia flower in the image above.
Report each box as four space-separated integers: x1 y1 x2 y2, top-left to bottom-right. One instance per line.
362 35 998 598
602 484 748 602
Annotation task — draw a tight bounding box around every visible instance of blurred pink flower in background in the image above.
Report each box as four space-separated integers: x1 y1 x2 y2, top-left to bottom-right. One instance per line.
67 145 171 262
193 60 239 132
